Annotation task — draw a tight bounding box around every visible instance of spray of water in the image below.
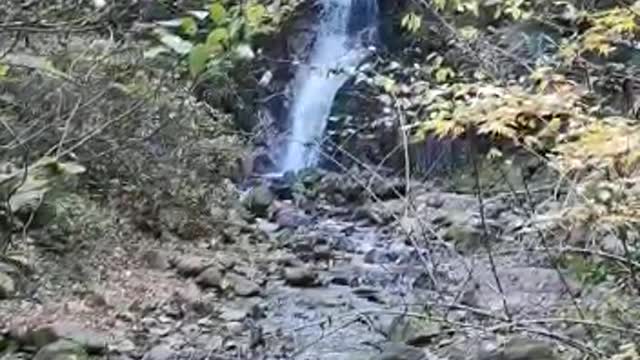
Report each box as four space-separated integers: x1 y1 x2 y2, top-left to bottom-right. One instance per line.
279 0 378 173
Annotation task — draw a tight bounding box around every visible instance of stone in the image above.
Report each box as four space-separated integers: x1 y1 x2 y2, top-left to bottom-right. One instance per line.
142 250 170 270
113 339 136 353
195 267 223 289
242 184 275 218
34 340 88 360
600 234 625 256
284 267 319 287
0 272 16 299
219 308 247 322
387 315 441 347
25 322 108 354
142 344 176 360
443 225 485 254
209 205 228 222
172 255 214 277
478 337 557 360
273 205 311 228
225 321 244 335
371 343 431 360
226 273 261 297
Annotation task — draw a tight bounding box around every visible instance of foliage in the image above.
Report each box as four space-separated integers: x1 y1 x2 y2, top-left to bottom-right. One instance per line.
152 0 301 78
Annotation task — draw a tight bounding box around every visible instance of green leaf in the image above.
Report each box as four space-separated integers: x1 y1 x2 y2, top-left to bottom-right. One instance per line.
180 17 198 37
245 3 267 28
189 44 212 77
210 2 227 24
207 27 229 46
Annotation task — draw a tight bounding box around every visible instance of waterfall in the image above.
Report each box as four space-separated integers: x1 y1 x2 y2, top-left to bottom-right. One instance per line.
279 0 378 173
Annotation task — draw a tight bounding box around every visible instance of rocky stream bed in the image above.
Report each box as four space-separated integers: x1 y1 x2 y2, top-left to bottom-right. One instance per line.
2 169 623 360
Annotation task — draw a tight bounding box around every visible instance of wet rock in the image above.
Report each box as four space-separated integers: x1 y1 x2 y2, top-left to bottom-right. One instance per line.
242 184 275 218
226 273 261 297
195 267 223 289
20 322 108 354
284 267 320 287
172 255 214 277
142 250 170 270
478 337 556 360
34 340 88 360
0 272 16 299
142 344 176 360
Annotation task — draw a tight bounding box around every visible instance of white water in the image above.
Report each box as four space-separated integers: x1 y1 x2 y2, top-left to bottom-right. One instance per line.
279 0 378 172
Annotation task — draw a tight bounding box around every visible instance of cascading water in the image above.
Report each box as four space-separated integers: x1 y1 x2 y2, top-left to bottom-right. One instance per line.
279 0 378 173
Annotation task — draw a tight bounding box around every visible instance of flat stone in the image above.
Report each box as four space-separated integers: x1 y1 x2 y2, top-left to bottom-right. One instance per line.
34 340 88 360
